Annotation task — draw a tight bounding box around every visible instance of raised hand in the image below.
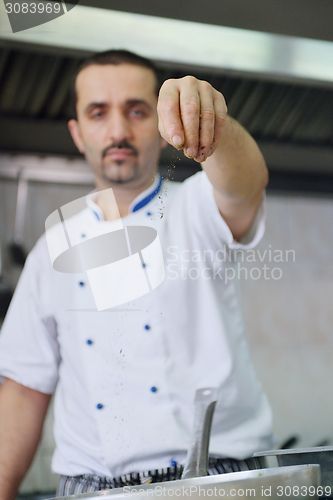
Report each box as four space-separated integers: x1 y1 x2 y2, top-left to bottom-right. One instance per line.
157 76 227 163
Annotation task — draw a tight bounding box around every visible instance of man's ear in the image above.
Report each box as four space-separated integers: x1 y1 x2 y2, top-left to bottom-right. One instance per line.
68 119 85 154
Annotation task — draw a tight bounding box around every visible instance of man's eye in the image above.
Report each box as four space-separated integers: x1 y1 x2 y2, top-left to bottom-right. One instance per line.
91 111 105 119
130 109 145 117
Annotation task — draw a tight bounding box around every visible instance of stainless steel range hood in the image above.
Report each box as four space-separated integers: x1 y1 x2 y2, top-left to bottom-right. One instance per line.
1 2 333 192
1 3 333 88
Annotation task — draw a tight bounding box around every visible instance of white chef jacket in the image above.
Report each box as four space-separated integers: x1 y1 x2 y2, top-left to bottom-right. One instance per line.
0 171 274 478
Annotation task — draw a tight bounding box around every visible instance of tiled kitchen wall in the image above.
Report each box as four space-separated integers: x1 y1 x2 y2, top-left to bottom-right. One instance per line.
240 193 333 449
1 155 333 492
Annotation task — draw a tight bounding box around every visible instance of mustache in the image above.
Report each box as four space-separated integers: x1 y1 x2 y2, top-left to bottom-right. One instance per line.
102 141 139 158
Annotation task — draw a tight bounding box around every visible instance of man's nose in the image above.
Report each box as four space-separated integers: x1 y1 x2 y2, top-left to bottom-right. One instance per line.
106 112 131 142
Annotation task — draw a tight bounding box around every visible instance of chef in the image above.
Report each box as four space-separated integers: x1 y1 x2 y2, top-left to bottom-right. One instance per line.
0 50 273 500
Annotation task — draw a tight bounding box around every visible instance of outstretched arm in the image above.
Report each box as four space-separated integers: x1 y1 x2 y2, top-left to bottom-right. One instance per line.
157 76 268 241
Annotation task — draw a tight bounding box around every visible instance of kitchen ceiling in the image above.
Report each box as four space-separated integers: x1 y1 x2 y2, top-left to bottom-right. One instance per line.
0 1 333 193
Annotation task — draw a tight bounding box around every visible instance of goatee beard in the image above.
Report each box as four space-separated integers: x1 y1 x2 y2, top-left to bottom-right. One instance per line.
102 162 139 185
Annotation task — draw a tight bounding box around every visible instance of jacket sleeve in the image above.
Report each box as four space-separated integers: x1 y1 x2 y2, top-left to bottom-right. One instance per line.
0 240 60 394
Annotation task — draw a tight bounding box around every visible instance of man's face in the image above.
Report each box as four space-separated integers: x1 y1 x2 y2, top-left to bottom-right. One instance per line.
69 64 166 188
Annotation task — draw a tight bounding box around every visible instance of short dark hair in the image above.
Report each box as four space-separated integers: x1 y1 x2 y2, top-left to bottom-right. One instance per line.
69 49 160 119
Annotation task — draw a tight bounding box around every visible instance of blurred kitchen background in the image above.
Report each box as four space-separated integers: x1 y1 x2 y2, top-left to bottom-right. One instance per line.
1 0 333 496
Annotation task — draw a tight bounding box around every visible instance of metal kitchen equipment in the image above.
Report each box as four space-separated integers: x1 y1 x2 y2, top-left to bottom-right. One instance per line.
54 465 320 500
280 435 299 449
0 241 13 318
51 387 321 500
255 446 333 497
9 170 28 266
182 387 218 479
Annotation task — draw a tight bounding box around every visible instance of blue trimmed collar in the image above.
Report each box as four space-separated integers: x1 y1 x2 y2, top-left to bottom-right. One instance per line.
87 174 163 221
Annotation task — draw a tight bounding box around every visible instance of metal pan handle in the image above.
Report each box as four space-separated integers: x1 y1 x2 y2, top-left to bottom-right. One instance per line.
181 387 219 479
